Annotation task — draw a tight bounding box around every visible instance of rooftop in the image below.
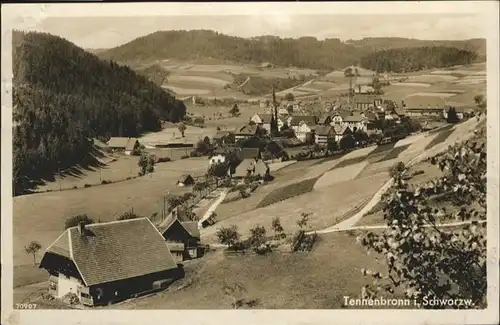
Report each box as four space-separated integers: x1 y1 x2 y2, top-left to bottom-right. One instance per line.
41 218 178 287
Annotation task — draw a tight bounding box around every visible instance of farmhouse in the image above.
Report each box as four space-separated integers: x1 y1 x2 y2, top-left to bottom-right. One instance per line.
403 96 446 117
332 124 352 142
107 137 140 155
238 147 261 161
314 125 335 146
405 105 444 117
343 114 368 132
213 131 234 146
355 85 375 94
233 159 270 179
354 95 383 110
159 216 202 262
331 110 351 125
289 115 318 142
39 218 184 307
234 124 259 141
250 113 273 133
177 174 195 187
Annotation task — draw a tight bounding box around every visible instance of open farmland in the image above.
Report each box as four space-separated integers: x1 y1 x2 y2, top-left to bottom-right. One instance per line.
201 172 389 244
12 157 208 267
91 231 394 309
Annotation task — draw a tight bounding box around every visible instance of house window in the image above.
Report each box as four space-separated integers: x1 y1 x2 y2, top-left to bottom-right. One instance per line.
49 281 57 291
81 292 91 299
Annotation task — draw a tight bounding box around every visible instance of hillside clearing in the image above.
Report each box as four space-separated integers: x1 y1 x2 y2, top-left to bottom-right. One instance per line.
100 232 389 309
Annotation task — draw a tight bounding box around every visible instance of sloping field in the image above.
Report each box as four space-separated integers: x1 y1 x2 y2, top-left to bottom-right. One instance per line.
256 177 318 208
12 158 207 266
424 128 455 150
106 232 387 309
168 75 232 87
201 172 389 244
410 74 458 83
164 86 211 96
313 162 369 190
390 82 431 87
377 144 412 162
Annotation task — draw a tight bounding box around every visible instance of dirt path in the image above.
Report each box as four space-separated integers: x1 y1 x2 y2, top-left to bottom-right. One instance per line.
198 188 230 228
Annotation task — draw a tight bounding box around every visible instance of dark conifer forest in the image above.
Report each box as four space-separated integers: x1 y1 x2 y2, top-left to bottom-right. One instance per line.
12 31 186 195
98 30 485 69
359 46 478 72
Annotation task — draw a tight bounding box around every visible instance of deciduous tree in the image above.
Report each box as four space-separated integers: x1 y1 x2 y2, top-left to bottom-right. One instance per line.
358 136 487 308
24 241 42 266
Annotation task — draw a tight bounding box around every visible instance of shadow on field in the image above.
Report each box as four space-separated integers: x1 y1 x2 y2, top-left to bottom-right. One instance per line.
15 145 108 196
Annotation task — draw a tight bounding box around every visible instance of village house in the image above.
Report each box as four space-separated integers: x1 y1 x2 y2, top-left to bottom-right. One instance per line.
330 110 351 125
355 85 375 95
212 130 234 146
233 158 270 179
343 114 368 132
107 137 140 155
250 113 273 134
159 216 202 263
354 95 383 110
237 147 261 161
403 96 446 117
177 174 195 187
289 115 317 142
363 111 379 131
277 107 290 117
405 105 444 117
277 116 288 131
282 100 301 112
332 124 352 142
39 218 184 307
318 115 332 126
314 125 335 146
234 124 259 141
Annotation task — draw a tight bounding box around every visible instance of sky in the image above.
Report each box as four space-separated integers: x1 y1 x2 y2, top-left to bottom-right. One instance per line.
19 13 487 50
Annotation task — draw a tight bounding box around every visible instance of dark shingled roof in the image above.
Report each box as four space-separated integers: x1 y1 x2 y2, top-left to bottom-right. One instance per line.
42 218 178 286
257 114 273 124
107 137 138 150
181 221 201 239
239 147 261 160
344 114 364 123
289 115 317 126
234 124 259 136
314 125 333 136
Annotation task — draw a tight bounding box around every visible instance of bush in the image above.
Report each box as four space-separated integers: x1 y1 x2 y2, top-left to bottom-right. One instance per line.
84 184 91 188
181 155 189 159
72 186 78 189
101 180 110 185
157 156 171 163
65 214 94 229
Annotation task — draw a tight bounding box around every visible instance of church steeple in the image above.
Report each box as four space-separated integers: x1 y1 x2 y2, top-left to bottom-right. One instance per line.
270 85 278 135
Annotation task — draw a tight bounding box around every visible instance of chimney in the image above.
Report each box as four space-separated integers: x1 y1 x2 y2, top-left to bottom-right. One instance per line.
78 222 86 236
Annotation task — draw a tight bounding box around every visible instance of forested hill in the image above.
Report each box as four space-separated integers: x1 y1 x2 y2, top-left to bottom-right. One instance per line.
359 46 478 73
12 31 186 195
97 30 486 69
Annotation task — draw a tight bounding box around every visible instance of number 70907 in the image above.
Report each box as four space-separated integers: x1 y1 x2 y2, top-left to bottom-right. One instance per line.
15 303 38 309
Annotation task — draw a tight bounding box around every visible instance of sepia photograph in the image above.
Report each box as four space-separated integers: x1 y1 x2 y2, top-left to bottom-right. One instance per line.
1 2 499 325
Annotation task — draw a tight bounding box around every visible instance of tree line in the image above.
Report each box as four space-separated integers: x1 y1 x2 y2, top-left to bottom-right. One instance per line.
12 31 187 195
359 46 478 73
98 30 485 70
